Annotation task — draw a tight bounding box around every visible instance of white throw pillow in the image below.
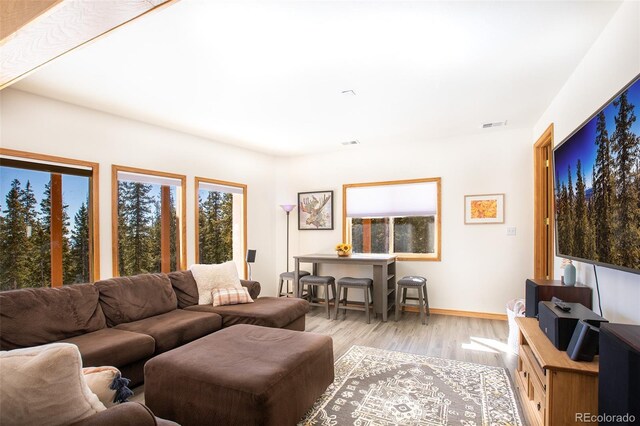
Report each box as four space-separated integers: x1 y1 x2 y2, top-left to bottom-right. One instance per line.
83 367 119 407
83 366 132 408
190 261 243 305
0 343 106 426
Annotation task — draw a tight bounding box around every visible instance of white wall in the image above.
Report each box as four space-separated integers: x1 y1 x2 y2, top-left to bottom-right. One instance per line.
276 127 534 315
4 0 637 318
0 89 280 293
533 0 640 324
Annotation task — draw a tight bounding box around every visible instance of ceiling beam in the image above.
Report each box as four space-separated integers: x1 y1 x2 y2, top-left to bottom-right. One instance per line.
0 0 63 41
0 0 178 89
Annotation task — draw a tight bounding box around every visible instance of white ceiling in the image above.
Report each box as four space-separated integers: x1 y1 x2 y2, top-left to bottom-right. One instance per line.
11 0 622 156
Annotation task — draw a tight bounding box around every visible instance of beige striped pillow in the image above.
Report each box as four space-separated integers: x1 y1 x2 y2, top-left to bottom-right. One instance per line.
211 287 254 307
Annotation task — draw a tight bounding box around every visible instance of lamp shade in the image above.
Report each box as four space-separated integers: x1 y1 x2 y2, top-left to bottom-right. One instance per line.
280 204 296 212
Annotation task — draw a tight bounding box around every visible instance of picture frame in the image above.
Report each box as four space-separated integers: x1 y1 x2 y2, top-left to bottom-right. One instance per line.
298 190 334 230
464 193 505 224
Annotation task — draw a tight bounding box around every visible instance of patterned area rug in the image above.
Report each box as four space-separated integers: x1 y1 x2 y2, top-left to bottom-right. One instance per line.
300 346 522 426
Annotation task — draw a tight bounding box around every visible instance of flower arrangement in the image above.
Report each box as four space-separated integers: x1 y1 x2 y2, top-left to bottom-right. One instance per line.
335 243 352 257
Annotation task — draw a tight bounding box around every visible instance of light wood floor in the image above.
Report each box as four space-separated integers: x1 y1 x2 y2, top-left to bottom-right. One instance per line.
306 307 518 373
132 308 519 405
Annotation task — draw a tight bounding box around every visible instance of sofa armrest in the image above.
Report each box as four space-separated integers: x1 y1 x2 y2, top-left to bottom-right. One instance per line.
240 280 261 299
69 402 162 426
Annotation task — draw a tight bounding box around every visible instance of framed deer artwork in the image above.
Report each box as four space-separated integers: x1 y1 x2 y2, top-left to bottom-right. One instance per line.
298 190 334 230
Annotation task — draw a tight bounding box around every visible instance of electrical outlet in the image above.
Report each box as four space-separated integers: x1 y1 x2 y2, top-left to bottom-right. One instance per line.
507 227 517 236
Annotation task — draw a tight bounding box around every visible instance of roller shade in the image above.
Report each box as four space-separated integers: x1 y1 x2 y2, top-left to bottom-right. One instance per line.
118 171 182 187
346 181 438 218
199 182 244 194
1 157 93 177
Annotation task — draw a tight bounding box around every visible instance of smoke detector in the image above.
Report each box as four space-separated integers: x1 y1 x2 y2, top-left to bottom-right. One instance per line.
341 140 360 146
482 120 508 129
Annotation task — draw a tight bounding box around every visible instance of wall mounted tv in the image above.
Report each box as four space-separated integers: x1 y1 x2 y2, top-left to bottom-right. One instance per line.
553 74 640 275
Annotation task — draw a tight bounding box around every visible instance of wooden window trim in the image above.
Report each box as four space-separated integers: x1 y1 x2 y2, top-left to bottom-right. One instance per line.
50 173 63 286
194 177 248 279
362 218 372 252
534 124 555 279
160 185 171 273
0 148 100 281
111 165 187 277
342 177 442 261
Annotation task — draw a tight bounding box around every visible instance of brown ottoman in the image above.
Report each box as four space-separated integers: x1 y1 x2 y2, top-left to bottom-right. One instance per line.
144 324 334 426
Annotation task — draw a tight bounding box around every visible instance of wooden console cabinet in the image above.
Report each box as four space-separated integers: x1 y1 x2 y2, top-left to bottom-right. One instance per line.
514 317 598 426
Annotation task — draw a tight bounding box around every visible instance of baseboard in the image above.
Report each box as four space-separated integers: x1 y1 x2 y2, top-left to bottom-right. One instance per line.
403 306 507 321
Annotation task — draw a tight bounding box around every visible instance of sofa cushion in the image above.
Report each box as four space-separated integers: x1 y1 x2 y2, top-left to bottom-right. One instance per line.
0 284 106 350
167 270 200 308
241 280 262 300
61 328 156 368
95 274 177 327
114 310 222 354
184 297 310 329
0 343 106 426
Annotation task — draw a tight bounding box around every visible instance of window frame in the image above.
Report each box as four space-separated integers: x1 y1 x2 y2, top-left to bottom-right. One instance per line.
111 165 187 276
194 177 248 279
342 177 442 261
0 148 100 283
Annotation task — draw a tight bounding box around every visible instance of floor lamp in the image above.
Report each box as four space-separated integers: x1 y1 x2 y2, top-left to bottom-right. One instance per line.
280 204 296 274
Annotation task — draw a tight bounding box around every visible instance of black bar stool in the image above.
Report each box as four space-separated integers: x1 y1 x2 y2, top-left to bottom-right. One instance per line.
278 271 310 297
395 276 429 325
299 275 336 319
334 277 374 324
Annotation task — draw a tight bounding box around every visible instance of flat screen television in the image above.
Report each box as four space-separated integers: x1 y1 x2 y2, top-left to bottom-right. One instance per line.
553 74 640 275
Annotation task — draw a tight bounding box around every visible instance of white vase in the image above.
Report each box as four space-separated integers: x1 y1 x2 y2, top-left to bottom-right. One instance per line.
564 262 576 286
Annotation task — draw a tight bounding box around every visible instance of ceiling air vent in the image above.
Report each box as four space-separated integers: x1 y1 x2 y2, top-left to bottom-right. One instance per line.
482 120 508 129
341 140 360 146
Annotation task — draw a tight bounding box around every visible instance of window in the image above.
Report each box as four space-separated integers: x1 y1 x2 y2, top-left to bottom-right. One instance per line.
0 149 99 290
343 178 441 260
195 177 247 278
112 166 186 276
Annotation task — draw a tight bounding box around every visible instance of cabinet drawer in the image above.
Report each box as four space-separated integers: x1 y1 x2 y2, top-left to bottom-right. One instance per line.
529 368 546 426
521 344 546 386
517 345 535 398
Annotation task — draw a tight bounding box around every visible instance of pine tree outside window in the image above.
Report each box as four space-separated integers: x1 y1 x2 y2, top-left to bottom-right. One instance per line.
112 166 186 276
343 178 441 261
0 149 99 290
195 177 247 278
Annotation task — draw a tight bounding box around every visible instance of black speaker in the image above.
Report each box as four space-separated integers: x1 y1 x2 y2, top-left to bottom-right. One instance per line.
599 323 640 425
525 278 592 318
566 320 601 361
538 301 607 350
246 249 256 263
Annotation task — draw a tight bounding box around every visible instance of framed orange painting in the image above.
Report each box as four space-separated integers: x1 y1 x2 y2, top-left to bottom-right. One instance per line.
464 194 505 224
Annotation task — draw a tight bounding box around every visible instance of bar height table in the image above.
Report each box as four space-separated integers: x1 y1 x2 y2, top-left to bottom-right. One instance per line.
293 253 397 322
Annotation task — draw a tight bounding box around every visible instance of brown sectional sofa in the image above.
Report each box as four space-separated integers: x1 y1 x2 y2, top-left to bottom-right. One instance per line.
0 271 310 387
169 270 309 330
70 402 178 426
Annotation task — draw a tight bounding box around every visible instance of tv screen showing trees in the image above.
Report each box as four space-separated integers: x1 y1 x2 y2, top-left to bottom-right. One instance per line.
553 74 640 274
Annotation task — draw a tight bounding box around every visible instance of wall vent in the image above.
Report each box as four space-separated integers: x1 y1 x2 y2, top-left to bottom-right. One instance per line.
482 120 508 129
